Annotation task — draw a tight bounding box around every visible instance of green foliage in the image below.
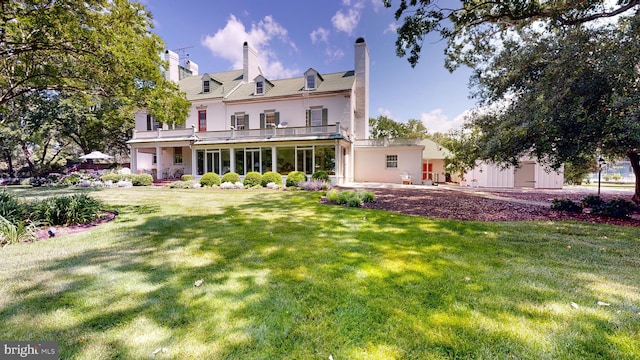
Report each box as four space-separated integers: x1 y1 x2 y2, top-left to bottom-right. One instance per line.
131 174 153 186
285 171 307 187
336 190 356 205
358 190 376 203
564 160 597 185
591 198 637 219
0 215 37 248
550 199 582 213
369 116 426 139
28 194 103 226
181 175 194 182
0 190 25 224
200 172 221 187
261 171 283 187
347 196 363 207
221 172 241 184
581 195 605 209
243 172 263 188
312 170 330 182
168 180 195 189
326 189 339 202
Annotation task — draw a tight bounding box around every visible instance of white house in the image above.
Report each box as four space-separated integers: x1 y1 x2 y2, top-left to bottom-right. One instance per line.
127 38 424 185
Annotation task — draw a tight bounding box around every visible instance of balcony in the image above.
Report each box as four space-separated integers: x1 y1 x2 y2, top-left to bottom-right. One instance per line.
130 123 349 145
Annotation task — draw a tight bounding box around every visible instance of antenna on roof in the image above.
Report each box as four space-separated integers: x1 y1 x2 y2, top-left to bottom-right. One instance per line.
173 46 194 65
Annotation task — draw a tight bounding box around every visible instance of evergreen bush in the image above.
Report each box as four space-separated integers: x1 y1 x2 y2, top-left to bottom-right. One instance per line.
592 198 637 219
221 172 241 184
550 198 582 213
200 172 221 187
286 171 307 187
244 172 263 187
181 174 194 181
261 171 283 187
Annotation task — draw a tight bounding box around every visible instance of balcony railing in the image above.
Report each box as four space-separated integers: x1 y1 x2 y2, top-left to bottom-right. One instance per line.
354 138 421 147
132 123 349 143
132 127 196 140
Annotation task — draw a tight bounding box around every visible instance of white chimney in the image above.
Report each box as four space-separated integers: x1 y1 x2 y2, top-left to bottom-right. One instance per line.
185 60 199 76
354 37 369 139
243 41 259 84
164 49 179 83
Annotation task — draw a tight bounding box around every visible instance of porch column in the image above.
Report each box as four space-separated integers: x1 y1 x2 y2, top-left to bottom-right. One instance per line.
156 146 163 179
191 147 197 176
130 147 138 174
271 146 277 173
229 148 235 173
334 142 341 184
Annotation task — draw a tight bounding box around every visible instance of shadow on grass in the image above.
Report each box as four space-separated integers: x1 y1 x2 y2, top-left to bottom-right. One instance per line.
0 190 639 358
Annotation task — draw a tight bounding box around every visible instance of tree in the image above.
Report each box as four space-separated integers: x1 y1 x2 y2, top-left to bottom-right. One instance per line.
369 116 428 139
0 0 189 122
386 1 640 202
432 128 481 181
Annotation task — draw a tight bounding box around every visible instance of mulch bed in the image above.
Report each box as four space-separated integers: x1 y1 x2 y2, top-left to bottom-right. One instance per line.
347 187 640 227
35 211 117 240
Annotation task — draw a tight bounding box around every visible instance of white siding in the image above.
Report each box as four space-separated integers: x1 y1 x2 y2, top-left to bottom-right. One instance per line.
354 146 423 184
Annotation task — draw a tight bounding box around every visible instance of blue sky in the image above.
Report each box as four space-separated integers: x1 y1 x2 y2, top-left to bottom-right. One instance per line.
142 0 477 134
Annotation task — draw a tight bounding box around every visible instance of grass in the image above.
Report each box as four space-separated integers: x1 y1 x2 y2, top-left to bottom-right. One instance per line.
1 187 639 359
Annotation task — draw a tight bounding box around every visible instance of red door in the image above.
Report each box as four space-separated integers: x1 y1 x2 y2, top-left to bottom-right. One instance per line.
422 163 433 180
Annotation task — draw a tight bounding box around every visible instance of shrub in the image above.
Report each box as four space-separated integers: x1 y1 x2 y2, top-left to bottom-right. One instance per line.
286 171 307 187
168 180 195 189
200 172 221 187
29 194 103 225
550 198 582 213
312 170 330 183
181 174 194 181
262 171 283 187
300 179 331 191
326 189 339 202
0 190 25 224
336 190 356 205
132 174 153 186
358 190 376 203
244 172 263 187
581 195 604 208
221 172 241 184
592 198 637 219
0 215 38 247
347 196 363 207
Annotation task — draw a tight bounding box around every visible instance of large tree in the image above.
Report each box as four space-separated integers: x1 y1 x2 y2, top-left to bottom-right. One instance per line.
386 0 640 202
0 0 189 121
369 116 428 139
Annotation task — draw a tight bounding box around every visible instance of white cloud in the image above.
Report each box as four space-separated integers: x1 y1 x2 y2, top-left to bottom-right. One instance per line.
201 15 298 79
377 107 393 118
310 27 330 44
420 108 469 134
325 47 345 62
384 22 398 34
332 1 364 35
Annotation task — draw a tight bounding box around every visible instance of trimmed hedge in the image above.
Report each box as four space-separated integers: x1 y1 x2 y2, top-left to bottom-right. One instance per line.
221 172 241 184
181 174 194 181
100 173 153 186
286 171 307 187
200 172 221 187
244 172 262 187
312 170 330 182
261 171 283 187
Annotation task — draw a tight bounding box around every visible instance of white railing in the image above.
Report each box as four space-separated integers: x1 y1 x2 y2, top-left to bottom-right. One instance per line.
132 128 195 140
354 138 421 147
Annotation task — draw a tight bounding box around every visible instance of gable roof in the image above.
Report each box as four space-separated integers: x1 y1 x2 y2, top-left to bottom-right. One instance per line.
177 69 355 102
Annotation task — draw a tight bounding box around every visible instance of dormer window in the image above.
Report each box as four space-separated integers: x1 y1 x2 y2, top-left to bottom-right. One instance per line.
203 80 210 93
256 81 264 95
306 74 316 89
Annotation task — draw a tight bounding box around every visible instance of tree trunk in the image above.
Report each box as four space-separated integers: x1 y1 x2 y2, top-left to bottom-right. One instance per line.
627 149 640 204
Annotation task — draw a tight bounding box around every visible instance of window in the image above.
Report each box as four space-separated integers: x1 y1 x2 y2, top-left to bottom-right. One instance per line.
314 146 335 175
174 147 183 164
198 110 207 131
255 81 264 95
146 114 161 131
310 108 322 126
386 155 398 168
203 80 210 93
265 112 276 127
306 74 316 89
306 107 327 128
232 113 247 130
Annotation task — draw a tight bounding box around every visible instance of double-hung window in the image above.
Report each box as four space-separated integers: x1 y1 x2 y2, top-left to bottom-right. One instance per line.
231 113 246 130
174 147 183 164
146 114 161 131
306 75 316 89
255 81 264 95
198 110 207 131
203 80 210 93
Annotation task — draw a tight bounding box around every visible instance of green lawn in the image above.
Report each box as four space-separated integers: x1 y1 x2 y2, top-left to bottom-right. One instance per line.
1 187 639 359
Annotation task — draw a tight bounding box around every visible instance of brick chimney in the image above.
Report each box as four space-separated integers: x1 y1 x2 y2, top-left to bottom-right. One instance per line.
243 41 259 84
354 37 369 139
164 49 179 83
